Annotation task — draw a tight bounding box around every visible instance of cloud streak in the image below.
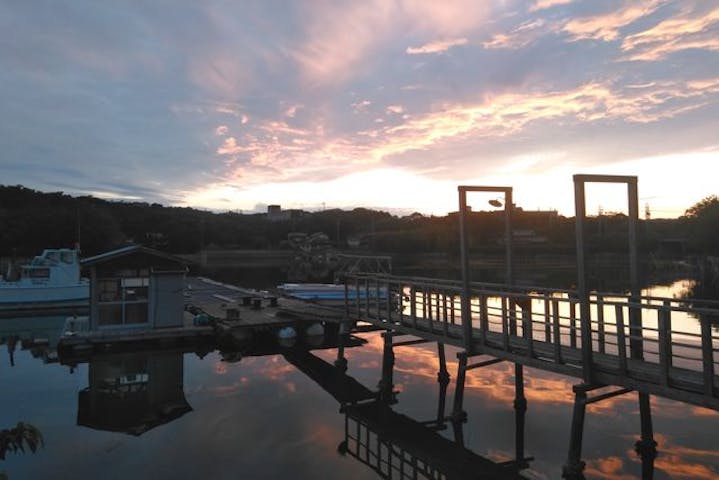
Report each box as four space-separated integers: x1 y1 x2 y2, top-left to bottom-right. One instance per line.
406 38 468 54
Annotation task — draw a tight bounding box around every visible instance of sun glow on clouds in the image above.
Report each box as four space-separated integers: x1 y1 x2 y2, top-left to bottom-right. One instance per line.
181 169 459 214
198 70 719 216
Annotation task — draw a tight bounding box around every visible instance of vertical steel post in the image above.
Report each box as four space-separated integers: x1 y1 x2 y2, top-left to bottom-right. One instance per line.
628 178 643 360
574 176 593 383
458 187 473 351
505 188 514 286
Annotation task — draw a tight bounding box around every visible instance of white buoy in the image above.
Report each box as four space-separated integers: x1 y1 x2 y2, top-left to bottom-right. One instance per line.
305 323 325 337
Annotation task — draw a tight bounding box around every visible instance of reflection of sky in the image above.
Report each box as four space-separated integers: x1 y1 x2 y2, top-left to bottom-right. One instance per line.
1 325 718 479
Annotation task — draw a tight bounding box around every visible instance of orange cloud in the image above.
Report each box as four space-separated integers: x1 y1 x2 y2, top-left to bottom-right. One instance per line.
209 77 719 189
620 5 719 61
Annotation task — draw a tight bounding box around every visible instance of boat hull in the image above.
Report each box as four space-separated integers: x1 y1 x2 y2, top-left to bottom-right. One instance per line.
0 283 89 307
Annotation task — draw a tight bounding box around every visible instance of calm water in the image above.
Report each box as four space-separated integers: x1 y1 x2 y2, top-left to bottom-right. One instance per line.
1 281 718 479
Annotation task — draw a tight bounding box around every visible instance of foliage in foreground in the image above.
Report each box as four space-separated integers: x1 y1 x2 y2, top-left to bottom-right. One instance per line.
0 422 44 480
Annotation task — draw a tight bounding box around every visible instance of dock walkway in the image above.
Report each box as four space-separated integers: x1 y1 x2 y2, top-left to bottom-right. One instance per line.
345 274 719 411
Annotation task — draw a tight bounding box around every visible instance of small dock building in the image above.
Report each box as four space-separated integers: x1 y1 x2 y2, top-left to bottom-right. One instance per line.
81 245 189 331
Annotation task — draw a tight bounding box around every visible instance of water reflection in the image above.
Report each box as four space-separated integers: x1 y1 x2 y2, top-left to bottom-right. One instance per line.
1 289 718 479
77 351 191 436
0 315 67 366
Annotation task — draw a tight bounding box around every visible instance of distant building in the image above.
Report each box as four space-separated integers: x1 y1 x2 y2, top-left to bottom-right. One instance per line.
267 204 303 222
81 245 188 331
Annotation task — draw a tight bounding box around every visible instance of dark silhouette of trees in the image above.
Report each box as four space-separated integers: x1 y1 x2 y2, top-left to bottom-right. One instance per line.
0 184 715 257
682 195 719 253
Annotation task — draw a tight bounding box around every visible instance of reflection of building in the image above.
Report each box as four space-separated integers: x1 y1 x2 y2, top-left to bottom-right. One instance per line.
77 351 191 436
81 245 188 331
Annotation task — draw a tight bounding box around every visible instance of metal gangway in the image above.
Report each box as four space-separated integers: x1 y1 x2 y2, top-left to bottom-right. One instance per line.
344 273 719 410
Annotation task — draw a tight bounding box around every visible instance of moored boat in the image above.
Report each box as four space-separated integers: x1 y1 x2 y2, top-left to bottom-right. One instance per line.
0 249 89 309
277 282 389 306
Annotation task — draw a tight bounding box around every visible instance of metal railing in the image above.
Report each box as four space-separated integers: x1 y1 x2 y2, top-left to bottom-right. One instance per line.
344 274 719 405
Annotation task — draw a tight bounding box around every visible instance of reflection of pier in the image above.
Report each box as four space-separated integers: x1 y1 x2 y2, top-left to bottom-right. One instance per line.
341 401 525 480
287 341 530 479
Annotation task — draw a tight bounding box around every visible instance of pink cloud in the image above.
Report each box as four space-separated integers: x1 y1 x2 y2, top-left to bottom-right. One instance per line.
215 125 229 136
291 1 491 86
563 0 666 41
483 19 547 49
529 0 574 12
620 4 719 61
406 38 468 55
212 77 719 187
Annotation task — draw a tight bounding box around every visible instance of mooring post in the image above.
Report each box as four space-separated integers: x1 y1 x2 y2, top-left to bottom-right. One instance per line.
563 385 588 479
452 351 468 423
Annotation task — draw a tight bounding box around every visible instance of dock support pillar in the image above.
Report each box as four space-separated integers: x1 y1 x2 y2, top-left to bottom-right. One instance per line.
436 343 450 425
451 351 468 423
334 324 348 373
378 331 395 404
514 363 528 467
563 386 587 479
635 392 657 480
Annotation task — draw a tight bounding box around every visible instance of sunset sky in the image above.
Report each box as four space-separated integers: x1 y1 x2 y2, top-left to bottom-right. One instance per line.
1 1 718 217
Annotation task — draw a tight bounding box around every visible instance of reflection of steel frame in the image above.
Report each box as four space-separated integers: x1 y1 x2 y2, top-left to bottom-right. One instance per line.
339 335 529 479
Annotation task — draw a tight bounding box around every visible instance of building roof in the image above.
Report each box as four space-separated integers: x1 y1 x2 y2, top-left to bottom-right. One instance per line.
81 244 190 267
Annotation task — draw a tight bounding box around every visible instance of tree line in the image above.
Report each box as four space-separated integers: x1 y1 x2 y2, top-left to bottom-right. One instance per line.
0 185 717 257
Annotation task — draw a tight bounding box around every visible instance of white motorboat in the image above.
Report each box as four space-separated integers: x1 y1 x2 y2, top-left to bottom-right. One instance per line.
0 249 89 308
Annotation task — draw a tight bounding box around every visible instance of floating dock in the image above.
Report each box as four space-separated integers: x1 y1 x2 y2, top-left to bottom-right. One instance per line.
58 276 349 357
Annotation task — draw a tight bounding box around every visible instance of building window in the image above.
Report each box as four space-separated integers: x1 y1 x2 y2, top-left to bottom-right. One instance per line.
96 276 149 327
98 304 123 326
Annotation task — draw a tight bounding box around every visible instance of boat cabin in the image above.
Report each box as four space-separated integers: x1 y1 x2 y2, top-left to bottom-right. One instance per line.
81 245 188 331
